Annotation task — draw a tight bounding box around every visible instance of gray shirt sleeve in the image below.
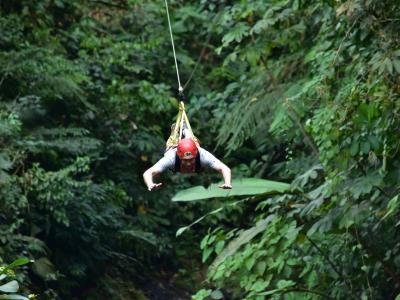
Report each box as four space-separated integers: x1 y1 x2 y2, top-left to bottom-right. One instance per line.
153 148 176 173
198 147 221 169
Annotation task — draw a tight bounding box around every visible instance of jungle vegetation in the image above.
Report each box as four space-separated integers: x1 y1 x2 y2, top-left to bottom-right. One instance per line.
0 0 400 299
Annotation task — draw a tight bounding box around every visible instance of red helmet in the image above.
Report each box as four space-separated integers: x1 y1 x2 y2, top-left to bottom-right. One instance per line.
177 138 198 160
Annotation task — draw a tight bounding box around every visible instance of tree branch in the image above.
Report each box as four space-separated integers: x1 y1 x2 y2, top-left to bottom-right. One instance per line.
306 235 354 293
284 98 319 156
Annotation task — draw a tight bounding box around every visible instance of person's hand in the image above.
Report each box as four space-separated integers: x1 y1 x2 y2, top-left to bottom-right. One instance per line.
219 183 232 189
148 183 163 191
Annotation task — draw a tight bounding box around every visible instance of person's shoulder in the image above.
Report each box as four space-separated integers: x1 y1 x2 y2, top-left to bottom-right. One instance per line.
198 146 208 153
165 147 178 162
165 147 178 156
198 147 209 156
154 147 177 172
198 146 218 160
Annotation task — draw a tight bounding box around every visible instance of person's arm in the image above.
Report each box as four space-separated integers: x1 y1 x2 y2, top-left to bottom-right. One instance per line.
212 160 232 189
143 149 176 191
198 147 232 189
143 166 163 191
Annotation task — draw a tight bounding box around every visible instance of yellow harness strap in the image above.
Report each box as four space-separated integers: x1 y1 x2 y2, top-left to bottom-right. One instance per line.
166 101 199 149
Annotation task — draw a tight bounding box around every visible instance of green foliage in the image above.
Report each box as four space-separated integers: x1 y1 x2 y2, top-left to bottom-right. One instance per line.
179 0 400 299
2 0 400 299
0 1 202 298
172 178 290 202
0 258 31 300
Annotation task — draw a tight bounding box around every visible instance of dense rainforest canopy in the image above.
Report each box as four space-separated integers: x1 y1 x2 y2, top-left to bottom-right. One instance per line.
1 0 400 299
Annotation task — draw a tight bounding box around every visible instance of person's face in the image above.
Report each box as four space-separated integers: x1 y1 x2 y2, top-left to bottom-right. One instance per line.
181 158 195 166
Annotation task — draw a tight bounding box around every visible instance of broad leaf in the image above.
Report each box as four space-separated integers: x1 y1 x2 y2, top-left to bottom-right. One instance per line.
0 295 29 300
7 258 31 269
0 281 18 293
210 290 223 299
172 178 290 202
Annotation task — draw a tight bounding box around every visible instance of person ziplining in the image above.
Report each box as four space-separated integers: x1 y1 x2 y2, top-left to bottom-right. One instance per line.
142 0 232 192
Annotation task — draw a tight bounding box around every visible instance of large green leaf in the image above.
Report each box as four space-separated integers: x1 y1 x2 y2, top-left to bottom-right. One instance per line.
0 281 18 293
0 295 29 300
7 258 31 269
172 178 290 202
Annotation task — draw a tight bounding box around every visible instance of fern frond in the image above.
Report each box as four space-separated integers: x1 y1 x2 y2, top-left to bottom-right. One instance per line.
217 80 287 152
217 72 325 152
1 47 91 107
20 127 101 155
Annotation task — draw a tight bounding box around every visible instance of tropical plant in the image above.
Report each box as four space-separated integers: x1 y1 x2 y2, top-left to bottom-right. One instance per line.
176 0 400 299
0 258 31 300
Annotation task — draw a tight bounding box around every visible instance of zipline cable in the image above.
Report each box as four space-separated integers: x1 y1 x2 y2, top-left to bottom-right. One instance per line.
163 0 205 148
164 1 216 93
164 0 183 92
